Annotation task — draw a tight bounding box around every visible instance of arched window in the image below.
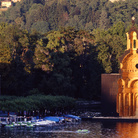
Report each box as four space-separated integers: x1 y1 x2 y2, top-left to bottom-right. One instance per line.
134 40 136 48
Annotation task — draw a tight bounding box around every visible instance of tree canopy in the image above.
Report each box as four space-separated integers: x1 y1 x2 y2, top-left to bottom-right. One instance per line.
0 0 136 100
0 0 137 32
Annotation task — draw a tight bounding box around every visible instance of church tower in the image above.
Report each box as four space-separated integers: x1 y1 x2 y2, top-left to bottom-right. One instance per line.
117 17 138 116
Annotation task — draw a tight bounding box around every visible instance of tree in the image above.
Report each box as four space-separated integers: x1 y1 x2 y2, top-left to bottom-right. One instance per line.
0 23 34 95
33 39 50 71
31 21 50 34
96 28 125 73
99 9 110 30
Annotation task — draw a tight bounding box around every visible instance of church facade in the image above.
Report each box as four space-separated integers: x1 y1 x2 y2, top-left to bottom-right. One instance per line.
116 21 138 117
101 18 138 117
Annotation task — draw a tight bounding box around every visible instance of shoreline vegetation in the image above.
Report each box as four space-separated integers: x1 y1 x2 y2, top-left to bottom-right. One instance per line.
0 95 76 116
0 95 101 118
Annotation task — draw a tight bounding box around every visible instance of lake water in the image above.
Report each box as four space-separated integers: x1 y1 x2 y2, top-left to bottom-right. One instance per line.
0 120 138 138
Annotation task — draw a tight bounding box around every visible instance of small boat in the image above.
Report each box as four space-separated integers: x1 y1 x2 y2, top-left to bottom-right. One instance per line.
34 120 56 126
20 122 27 127
5 124 15 127
1 122 7 127
12 122 19 127
76 129 90 133
63 114 81 122
64 118 72 122
26 123 34 127
43 116 61 123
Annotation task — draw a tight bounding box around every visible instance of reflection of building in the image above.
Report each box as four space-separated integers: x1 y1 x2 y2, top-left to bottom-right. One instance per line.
116 20 138 117
116 123 138 138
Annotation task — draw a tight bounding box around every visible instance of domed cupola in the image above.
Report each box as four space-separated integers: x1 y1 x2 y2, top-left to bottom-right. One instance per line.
120 17 138 80
117 17 138 117
126 17 138 50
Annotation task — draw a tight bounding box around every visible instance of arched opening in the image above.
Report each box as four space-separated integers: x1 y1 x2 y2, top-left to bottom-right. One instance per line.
130 80 138 116
136 96 138 116
128 78 138 88
134 40 136 48
125 93 129 116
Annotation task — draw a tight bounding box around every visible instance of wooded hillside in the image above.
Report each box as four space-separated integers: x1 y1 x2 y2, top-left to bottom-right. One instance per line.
0 0 137 99
0 0 137 33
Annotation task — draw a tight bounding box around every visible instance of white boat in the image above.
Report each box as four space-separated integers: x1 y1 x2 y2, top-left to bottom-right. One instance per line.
34 120 55 126
26 124 34 127
20 122 27 127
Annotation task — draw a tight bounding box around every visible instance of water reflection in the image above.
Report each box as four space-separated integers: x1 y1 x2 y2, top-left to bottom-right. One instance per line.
1 121 138 138
116 122 138 138
101 121 138 138
101 122 118 138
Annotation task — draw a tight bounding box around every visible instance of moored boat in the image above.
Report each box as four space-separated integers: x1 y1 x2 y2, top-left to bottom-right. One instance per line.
63 114 81 122
5 124 15 127
76 129 90 133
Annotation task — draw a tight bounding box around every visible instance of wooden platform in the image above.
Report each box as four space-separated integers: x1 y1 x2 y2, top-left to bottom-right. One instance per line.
82 116 138 122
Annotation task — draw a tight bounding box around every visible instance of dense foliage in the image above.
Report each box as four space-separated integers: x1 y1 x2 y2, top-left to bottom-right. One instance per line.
0 95 75 114
0 0 137 100
0 0 137 33
0 23 101 99
0 22 130 99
